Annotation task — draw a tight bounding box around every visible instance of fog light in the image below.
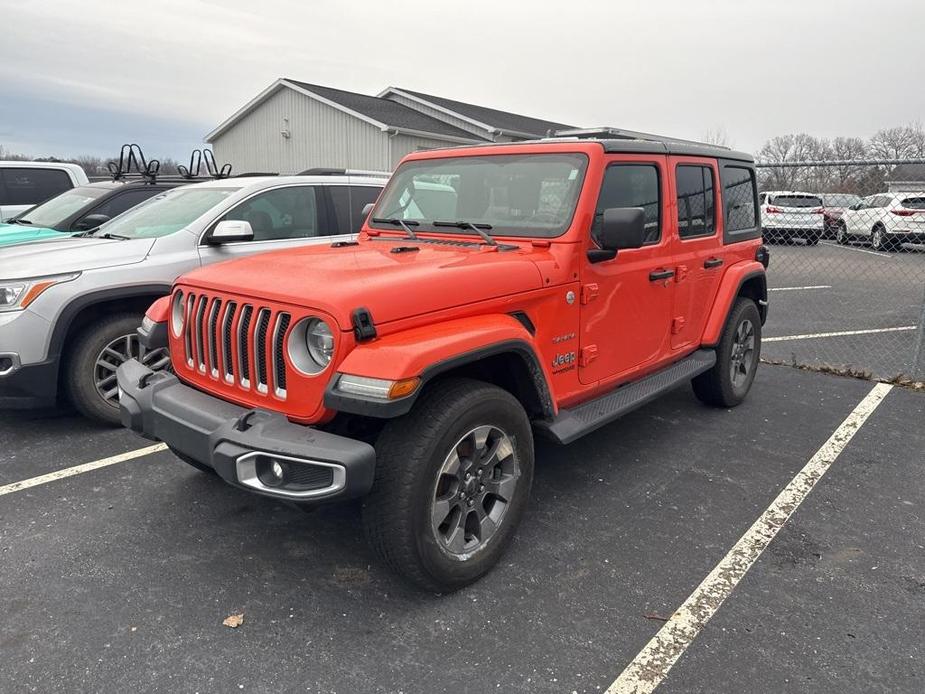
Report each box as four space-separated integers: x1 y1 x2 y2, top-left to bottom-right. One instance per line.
271 460 285 480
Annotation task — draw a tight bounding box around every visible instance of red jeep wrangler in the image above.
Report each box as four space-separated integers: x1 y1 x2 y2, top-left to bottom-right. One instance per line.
119 134 769 592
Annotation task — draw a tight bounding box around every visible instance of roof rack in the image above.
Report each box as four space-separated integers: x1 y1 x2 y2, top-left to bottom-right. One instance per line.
203 149 233 179
231 172 279 178
298 167 390 177
550 127 730 150
107 144 160 183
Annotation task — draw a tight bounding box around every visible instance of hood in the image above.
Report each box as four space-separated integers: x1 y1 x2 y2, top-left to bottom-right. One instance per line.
0 223 73 247
0 236 155 279
180 239 545 328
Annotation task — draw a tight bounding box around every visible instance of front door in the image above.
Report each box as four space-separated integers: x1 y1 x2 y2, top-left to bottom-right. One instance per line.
579 157 675 386
198 185 351 265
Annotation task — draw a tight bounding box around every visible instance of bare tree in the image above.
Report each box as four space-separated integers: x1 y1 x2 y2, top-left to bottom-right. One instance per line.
702 127 733 148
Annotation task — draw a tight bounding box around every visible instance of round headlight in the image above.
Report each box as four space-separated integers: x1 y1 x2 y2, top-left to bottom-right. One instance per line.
171 290 185 337
306 318 334 367
288 316 335 375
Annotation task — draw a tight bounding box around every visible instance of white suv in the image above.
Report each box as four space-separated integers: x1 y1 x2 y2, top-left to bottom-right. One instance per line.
0 161 89 221
759 191 824 245
835 192 925 251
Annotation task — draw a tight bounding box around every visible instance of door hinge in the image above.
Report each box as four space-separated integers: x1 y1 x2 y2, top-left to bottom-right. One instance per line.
671 317 686 335
579 345 598 367
580 283 599 304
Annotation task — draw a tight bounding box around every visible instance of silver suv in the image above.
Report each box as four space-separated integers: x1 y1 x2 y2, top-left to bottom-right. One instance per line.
0 171 385 423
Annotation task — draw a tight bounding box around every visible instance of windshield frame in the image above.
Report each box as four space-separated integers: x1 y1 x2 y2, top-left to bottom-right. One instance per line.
369 152 590 239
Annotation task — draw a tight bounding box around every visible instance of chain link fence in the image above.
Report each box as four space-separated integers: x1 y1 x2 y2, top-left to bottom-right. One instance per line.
754 158 925 382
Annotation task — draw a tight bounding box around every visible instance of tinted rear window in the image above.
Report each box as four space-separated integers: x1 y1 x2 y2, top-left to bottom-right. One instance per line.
0 168 73 205
900 197 925 210
823 194 860 208
770 195 822 208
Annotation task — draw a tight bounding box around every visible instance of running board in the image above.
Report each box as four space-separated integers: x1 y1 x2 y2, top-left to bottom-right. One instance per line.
535 349 716 444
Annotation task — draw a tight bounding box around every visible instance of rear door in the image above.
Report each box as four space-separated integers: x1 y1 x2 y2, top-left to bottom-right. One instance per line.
579 155 675 385
198 184 343 265
669 157 723 351
771 193 823 230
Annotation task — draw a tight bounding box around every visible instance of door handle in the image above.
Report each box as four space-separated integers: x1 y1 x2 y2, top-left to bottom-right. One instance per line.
649 269 675 282
704 257 724 269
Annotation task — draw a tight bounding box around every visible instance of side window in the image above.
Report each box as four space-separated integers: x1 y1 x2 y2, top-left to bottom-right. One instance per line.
329 185 382 233
676 165 716 239
593 164 661 245
74 188 159 228
220 186 319 241
0 168 72 205
721 165 758 233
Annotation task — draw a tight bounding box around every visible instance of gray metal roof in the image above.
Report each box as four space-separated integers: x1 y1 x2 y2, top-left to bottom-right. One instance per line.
390 87 576 138
286 80 485 142
888 163 925 181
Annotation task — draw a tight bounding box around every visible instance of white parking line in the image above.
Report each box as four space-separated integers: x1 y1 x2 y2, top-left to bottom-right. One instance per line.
767 285 832 292
606 382 893 694
0 443 167 497
820 241 892 259
764 326 916 342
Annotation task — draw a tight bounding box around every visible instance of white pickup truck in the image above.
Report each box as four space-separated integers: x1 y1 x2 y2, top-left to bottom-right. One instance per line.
0 161 89 221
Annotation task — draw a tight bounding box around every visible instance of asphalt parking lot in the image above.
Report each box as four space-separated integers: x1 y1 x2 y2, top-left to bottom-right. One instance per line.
2 364 922 693
763 240 925 379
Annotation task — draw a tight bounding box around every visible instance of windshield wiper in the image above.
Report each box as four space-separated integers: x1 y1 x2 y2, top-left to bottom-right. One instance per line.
433 220 497 246
372 217 420 240
98 232 130 240
10 219 32 225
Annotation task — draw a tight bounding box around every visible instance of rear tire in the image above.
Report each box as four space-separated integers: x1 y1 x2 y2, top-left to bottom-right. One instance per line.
871 225 888 251
362 378 534 592
65 313 170 425
692 298 761 408
836 223 849 244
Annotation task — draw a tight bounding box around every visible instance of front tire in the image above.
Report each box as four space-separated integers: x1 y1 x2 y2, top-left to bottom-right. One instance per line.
65 313 171 425
362 378 534 592
871 225 888 251
692 298 761 408
836 222 849 244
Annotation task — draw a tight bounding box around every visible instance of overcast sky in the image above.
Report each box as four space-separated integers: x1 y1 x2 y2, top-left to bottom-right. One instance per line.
1 0 923 160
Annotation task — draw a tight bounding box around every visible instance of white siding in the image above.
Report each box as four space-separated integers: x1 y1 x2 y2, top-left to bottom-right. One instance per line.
210 87 391 174
385 93 492 141
388 134 465 168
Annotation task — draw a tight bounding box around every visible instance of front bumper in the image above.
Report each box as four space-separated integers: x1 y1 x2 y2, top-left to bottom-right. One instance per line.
117 359 376 504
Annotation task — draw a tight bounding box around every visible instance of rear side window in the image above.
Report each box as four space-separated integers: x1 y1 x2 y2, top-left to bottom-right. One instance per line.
722 165 758 235
82 188 161 222
0 168 72 205
676 165 716 238
770 195 822 208
900 197 925 210
593 164 661 245
329 185 383 233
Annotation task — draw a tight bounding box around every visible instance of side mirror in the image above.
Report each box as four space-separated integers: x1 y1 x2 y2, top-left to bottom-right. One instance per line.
73 213 111 231
360 202 375 221
589 207 646 263
209 219 254 244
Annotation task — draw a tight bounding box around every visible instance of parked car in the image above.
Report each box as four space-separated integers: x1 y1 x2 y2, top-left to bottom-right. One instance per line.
0 177 211 247
0 161 89 222
118 136 769 591
759 191 824 244
834 192 925 251
821 192 862 238
0 171 385 423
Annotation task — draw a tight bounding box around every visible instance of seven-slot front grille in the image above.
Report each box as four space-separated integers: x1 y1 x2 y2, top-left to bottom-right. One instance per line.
181 291 291 399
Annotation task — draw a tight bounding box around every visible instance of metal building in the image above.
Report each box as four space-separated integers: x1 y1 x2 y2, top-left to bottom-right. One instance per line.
206 79 574 174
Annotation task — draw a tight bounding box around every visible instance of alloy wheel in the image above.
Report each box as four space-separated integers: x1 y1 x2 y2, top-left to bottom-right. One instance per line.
729 318 756 389
94 334 170 406
431 425 520 557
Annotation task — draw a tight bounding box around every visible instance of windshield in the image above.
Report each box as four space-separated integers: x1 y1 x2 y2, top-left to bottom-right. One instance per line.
370 153 589 238
94 187 237 239
823 194 860 208
770 194 822 208
17 186 108 228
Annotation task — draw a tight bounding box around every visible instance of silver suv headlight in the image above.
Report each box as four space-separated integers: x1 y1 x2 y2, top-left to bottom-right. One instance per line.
287 317 335 374
0 273 80 313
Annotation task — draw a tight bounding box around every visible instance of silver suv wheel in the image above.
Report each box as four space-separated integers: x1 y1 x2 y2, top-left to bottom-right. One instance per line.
94 334 169 406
